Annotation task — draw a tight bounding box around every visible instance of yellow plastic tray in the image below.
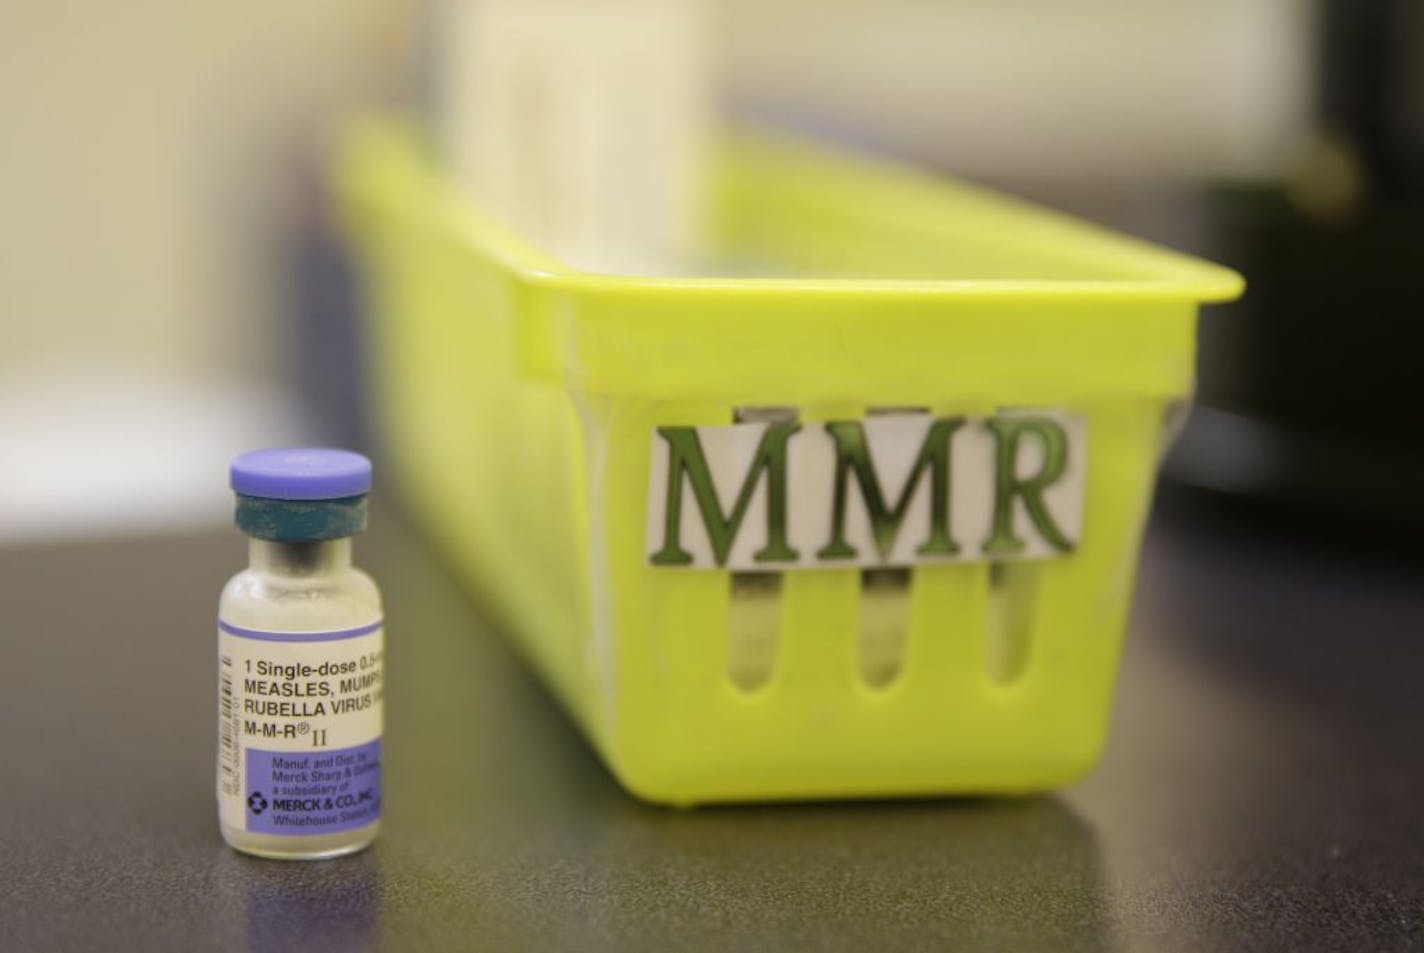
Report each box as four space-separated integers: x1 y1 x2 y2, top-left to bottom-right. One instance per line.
336 120 1242 805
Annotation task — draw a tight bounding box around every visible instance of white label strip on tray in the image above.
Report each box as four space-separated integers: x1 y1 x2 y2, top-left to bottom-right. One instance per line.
646 411 1086 571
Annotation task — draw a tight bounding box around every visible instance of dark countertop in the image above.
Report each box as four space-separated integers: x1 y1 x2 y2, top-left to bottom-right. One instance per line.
2 494 1421 952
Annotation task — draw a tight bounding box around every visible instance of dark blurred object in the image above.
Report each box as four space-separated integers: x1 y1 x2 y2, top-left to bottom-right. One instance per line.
1171 0 1424 534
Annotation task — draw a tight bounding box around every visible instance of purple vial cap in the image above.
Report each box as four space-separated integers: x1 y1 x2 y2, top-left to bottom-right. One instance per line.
230 447 372 501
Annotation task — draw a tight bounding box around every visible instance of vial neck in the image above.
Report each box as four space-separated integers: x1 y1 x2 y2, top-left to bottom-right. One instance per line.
249 538 352 577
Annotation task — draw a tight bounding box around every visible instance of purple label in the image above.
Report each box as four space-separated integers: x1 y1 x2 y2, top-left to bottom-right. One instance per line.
244 739 381 835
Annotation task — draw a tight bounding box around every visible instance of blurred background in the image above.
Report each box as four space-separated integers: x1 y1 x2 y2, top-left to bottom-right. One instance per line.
2 0 1419 543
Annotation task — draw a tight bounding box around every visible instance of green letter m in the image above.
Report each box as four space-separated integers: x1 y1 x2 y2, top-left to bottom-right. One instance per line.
650 421 802 568
817 417 964 562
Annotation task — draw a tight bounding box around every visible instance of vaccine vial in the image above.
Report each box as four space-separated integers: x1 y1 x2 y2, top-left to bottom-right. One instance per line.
218 448 384 860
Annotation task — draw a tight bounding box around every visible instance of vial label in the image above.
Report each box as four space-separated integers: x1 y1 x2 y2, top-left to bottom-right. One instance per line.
217 620 383 836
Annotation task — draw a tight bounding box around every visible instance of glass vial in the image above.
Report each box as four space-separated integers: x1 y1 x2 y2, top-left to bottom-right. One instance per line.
218 448 384 860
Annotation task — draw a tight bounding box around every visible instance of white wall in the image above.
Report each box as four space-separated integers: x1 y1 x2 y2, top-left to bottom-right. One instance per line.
0 0 411 385
724 0 1318 182
0 0 411 540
